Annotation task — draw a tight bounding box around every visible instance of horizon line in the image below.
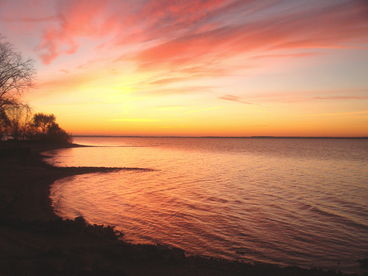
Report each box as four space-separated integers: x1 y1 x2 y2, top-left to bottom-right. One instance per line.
71 135 368 139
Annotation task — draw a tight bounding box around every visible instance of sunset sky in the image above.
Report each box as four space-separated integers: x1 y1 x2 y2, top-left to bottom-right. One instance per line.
1 0 367 136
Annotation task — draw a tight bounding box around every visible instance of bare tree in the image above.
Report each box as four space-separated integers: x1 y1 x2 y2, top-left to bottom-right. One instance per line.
4 103 32 140
0 35 34 139
0 36 34 107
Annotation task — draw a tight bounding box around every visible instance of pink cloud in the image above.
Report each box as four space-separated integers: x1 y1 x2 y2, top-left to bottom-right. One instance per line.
313 96 368 101
1 15 58 23
34 0 235 64
140 0 228 24
3 0 368 70
37 0 113 64
134 1 368 72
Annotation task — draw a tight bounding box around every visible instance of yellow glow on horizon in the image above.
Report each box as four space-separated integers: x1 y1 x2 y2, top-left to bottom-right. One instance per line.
8 0 367 137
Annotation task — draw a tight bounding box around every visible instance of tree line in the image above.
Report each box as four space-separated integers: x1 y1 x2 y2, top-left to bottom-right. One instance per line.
0 36 71 144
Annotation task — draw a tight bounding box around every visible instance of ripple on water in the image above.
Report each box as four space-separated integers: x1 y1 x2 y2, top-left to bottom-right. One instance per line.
49 137 368 273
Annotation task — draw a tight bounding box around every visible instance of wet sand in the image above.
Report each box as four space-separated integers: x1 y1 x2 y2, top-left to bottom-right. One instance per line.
0 142 354 275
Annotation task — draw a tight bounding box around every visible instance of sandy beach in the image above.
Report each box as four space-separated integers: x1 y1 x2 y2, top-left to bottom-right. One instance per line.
0 142 355 275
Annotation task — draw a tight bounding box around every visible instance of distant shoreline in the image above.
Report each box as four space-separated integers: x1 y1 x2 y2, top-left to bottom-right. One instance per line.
72 135 368 139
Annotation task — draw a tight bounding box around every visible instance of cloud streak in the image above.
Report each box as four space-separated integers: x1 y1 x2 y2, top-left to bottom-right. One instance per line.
219 94 252 104
3 0 366 68
312 96 368 100
133 1 368 72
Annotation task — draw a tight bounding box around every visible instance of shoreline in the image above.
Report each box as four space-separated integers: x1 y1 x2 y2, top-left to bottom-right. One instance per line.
0 142 358 275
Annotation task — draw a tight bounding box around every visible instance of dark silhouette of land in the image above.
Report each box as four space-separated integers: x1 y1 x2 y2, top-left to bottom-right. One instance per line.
0 141 360 275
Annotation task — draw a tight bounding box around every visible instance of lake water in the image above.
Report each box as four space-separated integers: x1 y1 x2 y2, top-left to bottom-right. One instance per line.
46 137 368 273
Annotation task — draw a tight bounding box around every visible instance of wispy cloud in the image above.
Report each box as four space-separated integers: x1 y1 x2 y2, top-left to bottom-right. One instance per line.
245 89 368 103
140 86 213 95
0 15 58 23
133 1 368 72
312 96 368 100
3 0 365 67
34 72 96 91
250 52 320 60
219 94 252 104
309 110 368 117
149 77 191 86
111 118 159 122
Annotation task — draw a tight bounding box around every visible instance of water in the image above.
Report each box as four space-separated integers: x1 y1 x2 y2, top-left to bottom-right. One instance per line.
47 137 368 273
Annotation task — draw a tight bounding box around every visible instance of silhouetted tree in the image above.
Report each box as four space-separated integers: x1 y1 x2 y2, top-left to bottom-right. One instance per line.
2 102 31 140
0 37 70 144
0 35 34 139
30 113 71 144
0 36 34 106
32 113 56 135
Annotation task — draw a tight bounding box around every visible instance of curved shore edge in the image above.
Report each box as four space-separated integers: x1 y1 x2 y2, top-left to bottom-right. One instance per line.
0 142 360 275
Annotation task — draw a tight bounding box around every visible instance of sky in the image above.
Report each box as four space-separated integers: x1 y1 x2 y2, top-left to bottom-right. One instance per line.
0 0 368 136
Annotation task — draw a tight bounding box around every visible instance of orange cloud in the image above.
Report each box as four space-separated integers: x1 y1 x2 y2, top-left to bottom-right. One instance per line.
34 72 97 93
140 86 213 96
219 94 252 104
149 77 191 86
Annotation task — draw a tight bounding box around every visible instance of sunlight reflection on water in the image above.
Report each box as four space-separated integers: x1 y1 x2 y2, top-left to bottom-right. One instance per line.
48 137 368 273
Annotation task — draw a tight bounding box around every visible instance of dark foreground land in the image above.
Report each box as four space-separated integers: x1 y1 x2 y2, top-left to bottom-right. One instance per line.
0 142 362 275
